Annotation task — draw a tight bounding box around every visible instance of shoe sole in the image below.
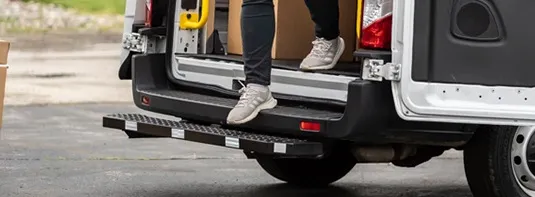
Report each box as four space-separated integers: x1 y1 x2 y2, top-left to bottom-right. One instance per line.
226 97 278 125
300 37 346 71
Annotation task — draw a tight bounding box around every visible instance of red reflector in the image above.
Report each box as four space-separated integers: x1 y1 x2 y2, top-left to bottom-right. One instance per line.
141 96 150 105
359 14 393 50
300 122 321 132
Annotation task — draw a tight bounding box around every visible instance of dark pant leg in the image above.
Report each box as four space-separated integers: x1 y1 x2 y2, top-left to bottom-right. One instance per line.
304 0 340 40
241 0 275 86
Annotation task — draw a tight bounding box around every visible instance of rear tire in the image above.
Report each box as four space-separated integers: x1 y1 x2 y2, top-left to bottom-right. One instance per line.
464 126 535 197
255 148 357 187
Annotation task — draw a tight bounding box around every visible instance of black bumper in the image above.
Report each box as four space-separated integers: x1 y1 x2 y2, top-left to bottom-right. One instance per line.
130 54 473 146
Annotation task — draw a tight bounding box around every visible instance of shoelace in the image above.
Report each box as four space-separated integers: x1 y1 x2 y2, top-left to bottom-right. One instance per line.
236 81 259 108
310 38 333 57
236 87 258 107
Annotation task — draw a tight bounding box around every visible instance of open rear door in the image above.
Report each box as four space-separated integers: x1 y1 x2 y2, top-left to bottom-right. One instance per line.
391 0 535 126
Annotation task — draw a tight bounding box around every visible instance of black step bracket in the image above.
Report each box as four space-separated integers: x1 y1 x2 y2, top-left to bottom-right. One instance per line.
103 114 324 156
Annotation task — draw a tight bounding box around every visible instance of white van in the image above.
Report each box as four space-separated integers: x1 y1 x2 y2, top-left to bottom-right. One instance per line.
104 0 535 196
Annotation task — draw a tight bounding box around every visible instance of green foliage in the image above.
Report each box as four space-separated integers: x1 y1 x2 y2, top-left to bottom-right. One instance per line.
21 0 126 15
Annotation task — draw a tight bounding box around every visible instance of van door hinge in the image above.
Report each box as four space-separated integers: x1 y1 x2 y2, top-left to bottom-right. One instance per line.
362 59 401 81
122 33 147 53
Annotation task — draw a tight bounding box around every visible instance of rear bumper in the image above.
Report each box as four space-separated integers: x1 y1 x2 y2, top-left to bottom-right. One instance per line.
131 54 473 146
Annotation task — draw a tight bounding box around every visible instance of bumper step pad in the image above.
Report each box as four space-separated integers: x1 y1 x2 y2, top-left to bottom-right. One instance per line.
103 114 324 156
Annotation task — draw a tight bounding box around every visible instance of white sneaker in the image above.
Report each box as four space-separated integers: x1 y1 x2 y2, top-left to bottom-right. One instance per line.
300 37 345 70
226 83 277 125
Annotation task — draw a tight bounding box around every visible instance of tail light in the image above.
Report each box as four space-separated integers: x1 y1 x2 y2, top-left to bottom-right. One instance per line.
145 0 153 27
359 0 393 50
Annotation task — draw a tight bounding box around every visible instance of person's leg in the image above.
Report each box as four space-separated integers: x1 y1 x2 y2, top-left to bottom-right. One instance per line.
305 0 340 40
241 0 274 86
227 0 277 125
300 0 346 70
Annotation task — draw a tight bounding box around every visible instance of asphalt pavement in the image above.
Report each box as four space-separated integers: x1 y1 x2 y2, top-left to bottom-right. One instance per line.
1 104 471 197
5 43 129 106
0 42 473 197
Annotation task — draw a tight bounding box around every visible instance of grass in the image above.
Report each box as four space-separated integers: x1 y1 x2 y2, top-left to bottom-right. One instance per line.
21 0 126 15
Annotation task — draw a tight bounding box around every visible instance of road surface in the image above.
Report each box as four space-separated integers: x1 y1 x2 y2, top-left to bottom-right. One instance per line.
0 104 471 197
0 44 472 197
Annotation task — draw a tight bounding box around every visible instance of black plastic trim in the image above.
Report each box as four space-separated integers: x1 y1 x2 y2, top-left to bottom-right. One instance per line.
353 49 392 62
118 52 134 80
139 27 167 36
130 53 474 147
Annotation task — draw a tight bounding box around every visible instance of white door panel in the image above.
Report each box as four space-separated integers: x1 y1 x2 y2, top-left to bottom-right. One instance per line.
390 0 535 126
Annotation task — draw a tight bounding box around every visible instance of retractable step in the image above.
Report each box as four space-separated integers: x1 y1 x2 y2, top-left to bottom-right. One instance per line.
103 113 324 156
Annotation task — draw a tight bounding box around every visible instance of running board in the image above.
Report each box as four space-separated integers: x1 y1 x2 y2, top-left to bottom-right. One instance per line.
103 114 324 156
172 55 359 103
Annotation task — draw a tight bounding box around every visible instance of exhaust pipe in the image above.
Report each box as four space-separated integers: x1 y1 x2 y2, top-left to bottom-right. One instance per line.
351 145 417 163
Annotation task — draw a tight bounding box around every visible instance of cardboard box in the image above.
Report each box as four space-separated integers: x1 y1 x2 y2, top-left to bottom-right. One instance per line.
227 0 357 61
0 65 6 128
0 40 9 65
0 40 9 129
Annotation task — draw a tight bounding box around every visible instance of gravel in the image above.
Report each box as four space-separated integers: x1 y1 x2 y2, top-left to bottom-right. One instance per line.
0 0 124 34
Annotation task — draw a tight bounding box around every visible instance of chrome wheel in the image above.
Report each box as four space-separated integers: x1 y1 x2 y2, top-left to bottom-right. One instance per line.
511 126 535 196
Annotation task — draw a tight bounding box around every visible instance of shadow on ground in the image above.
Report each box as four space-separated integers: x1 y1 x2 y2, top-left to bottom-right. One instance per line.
138 183 472 197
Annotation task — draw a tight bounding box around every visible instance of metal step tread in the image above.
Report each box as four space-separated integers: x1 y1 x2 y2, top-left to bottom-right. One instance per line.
177 53 361 77
103 113 324 156
142 88 344 120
